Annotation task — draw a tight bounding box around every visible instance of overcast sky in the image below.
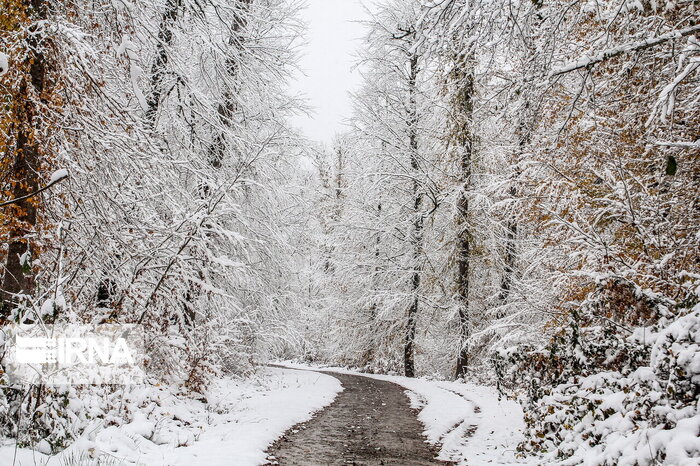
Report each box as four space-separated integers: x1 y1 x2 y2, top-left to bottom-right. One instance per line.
289 0 370 145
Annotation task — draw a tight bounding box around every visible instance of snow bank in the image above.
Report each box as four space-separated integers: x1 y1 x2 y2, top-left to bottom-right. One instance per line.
385 376 526 464
280 362 527 465
0 367 342 465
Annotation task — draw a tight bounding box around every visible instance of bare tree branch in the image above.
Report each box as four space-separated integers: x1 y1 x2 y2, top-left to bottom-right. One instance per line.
0 171 69 208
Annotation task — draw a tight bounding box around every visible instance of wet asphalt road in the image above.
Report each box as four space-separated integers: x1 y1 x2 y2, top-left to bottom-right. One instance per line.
266 371 451 466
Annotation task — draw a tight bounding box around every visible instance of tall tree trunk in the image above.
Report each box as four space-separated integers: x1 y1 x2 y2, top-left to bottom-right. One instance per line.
142 0 190 322
334 144 344 219
187 0 253 325
498 185 517 308
207 0 253 169
453 52 475 380
362 200 382 368
498 99 531 313
364 135 385 368
405 53 422 378
325 140 345 274
145 0 183 126
1 0 49 317
99 0 183 318
496 0 542 315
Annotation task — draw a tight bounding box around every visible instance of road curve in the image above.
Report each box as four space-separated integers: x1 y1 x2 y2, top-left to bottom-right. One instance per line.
266 370 451 466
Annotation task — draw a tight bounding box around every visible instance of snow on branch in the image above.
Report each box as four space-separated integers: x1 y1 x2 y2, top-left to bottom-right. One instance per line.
549 24 700 77
647 58 700 125
0 52 8 76
653 140 700 149
0 169 69 208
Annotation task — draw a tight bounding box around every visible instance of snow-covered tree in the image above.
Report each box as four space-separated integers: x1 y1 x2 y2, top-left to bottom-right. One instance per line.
1 0 306 450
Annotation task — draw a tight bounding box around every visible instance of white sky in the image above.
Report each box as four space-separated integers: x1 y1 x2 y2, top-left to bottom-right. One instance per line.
289 0 370 145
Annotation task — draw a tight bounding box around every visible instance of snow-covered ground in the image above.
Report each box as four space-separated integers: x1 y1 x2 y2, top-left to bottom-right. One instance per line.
0 367 342 466
1 364 525 465
279 362 527 465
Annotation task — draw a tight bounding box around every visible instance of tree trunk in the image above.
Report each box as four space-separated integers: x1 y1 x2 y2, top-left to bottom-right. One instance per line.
189 0 253 325
498 185 517 308
1 0 48 317
145 0 183 126
498 100 530 311
207 0 253 168
334 144 344 220
364 200 382 366
405 53 421 378
453 52 475 380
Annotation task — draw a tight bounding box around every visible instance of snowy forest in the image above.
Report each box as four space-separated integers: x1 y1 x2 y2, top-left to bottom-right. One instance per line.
0 0 698 464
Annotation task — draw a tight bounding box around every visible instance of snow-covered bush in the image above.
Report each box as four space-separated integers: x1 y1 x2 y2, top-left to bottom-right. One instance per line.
0 383 105 454
497 278 700 464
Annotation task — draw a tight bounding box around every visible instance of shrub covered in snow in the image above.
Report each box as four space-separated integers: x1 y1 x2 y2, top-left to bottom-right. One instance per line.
0 383 115 454
497 278 700 465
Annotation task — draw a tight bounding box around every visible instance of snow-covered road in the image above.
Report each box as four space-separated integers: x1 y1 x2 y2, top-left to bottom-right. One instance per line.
278 363 527 465
0 365 525 465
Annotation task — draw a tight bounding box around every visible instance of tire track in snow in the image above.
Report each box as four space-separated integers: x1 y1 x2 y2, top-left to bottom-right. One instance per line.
430 385 483 462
